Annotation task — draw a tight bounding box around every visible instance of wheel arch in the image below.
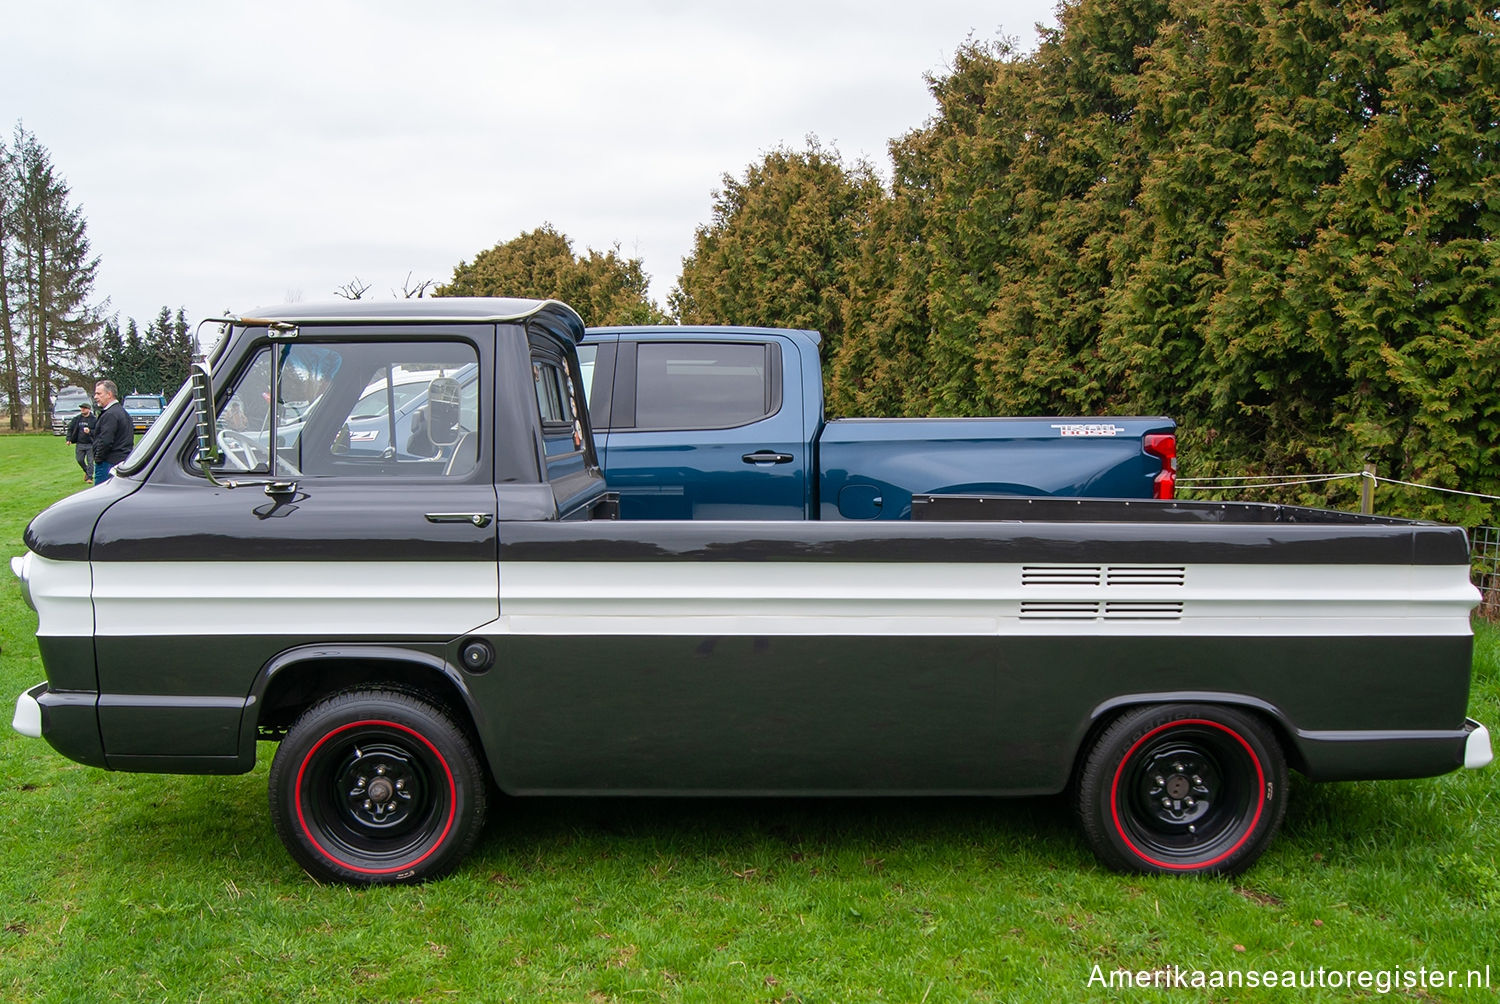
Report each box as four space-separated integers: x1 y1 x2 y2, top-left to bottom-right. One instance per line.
240 644 485 762
1069 692 1307 788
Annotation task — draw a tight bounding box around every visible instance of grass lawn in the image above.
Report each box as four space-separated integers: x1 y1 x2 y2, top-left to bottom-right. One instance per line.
1 431 1497 1002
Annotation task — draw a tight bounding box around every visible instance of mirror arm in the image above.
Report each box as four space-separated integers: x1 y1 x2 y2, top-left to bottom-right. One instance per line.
190 363 230 488
190 359 298 494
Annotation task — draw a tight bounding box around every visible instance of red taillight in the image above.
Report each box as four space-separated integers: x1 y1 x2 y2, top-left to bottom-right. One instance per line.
1143 433 1176 500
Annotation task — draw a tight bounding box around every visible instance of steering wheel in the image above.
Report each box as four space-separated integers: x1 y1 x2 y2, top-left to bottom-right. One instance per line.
217 429 263 471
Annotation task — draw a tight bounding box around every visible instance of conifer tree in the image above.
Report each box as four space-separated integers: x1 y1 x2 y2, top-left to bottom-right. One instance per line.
670 141 883 365
6 124 104 430
438 224 666 326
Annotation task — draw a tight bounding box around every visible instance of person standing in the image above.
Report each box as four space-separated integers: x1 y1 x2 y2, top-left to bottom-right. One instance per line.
91 380 134 483
64 402 96 483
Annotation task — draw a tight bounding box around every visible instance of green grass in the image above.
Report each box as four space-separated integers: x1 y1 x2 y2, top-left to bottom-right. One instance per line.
2 432 1498 1002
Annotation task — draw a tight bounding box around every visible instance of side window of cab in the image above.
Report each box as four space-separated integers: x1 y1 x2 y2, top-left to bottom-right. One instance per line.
208 340 481 478
615 341 780 432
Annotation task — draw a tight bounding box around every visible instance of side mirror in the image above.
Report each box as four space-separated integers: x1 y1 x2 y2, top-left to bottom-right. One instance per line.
426 376 463 448
190 362 222 469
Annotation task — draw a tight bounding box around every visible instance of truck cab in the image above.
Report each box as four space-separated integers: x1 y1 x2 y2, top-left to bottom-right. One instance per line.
580 327 817 518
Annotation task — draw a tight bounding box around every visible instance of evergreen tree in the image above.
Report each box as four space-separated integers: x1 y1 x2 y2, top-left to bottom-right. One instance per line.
670 141 883 366
0 132 21 429
163 307 198 387
97 316 126 390
1103 0 1274 452
438 224 667 326
5 124 104 430
121 317 145 393
1280 0 1500 521
827 125 945 417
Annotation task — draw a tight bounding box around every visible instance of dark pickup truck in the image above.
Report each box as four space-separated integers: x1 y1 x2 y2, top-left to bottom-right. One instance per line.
11 298 1491 885
580 325 1177 519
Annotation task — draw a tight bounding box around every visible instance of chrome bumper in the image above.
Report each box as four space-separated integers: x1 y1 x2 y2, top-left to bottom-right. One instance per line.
13 683 44 739
1466 718 1493 770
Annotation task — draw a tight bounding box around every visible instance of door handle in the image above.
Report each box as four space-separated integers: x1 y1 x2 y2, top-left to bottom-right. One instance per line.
742 451 794 466
425 512 493 528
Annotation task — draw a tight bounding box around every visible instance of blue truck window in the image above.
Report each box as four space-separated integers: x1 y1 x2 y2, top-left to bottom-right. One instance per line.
634 342 775 431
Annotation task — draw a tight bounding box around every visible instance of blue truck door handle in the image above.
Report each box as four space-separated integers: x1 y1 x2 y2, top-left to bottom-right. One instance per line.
742 451 794 466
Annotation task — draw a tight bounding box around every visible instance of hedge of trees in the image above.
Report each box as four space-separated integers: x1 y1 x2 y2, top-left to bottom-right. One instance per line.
667 0 1500 525
453 0 1496 523
97 307 197 399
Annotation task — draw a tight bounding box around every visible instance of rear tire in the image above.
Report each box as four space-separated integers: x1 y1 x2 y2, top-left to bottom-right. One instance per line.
268 689 487 885
1076 704 1287 876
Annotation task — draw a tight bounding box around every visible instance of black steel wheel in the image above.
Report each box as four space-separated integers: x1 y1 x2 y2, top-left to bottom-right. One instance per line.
268 689 487 884
1077 704 1287 876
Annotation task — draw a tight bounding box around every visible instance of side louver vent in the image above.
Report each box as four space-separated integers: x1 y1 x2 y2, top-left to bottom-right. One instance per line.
1103 601 1184 620
1020 601 1101 619
1022 565 1187 588
1021 601 1184 621
1106 566 1187 587
1021 566 1103 587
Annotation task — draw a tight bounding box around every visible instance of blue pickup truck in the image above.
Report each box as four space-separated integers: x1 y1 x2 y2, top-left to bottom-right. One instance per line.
579 326 1176 520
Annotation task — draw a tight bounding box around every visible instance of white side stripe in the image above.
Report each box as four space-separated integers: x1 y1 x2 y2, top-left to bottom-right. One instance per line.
88 561 498 638
21 555 1479 640
488 561 1478 637
20 553 92 639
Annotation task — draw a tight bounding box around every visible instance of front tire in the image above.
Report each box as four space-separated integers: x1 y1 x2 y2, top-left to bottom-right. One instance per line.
1077 704 1287 876
268 689 487 885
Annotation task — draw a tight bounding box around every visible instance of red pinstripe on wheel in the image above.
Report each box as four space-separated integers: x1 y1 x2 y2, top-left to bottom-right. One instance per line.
1108 718 1266 870
294 719 457 875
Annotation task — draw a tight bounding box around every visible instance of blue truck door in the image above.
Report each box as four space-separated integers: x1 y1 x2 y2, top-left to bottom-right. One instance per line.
595 336 807 519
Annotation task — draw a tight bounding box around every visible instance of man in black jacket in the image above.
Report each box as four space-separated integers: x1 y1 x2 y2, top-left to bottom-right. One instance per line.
91 380 134 483
64 402 95 483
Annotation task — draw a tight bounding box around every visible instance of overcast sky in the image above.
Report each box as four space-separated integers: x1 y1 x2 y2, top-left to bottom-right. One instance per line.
6 1 1058 335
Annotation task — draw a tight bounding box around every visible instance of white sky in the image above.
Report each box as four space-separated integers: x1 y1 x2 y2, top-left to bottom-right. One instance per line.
5 0 1058 332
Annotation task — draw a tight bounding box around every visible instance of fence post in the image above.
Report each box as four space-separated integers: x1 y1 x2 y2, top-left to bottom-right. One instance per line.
1361 462 1376 515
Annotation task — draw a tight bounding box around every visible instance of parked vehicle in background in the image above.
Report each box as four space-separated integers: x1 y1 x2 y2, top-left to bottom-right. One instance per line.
340 364 479 460
51 387 89 434
123 392 168 434
579 327 1177 520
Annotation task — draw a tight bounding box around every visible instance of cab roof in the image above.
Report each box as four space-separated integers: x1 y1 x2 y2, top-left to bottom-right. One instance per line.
241 297 586 344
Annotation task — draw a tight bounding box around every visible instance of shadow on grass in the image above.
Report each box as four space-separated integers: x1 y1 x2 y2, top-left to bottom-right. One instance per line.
76 763 1086 880
50 753 1486 886
480 790 1079 856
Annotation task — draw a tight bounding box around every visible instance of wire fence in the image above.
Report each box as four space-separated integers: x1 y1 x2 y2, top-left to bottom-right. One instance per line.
1472 527 1500 620
1177 470 1500 620
1177 469 1500 502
